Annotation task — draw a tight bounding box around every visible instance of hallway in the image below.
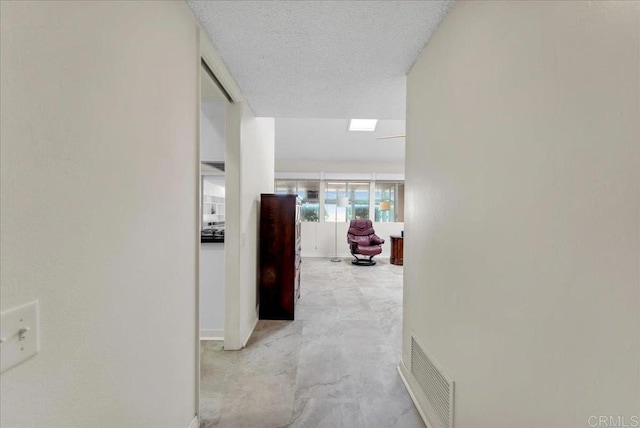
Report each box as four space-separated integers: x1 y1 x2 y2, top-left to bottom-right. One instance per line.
200 257 423 427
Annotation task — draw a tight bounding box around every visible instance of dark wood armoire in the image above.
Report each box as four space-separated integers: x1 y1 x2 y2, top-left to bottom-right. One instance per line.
259 194 301 320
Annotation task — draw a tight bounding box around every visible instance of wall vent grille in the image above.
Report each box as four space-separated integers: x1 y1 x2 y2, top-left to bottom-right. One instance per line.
410 336 455 428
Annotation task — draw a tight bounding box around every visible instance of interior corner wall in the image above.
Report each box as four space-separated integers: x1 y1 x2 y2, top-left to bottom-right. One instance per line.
0 1 199 427
240 111 275 345
403 1 639 427
224 102 242 350
275 159 405 174
224 102 274 350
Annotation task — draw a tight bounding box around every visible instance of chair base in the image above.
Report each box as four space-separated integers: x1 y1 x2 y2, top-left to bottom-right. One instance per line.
351 257 377 266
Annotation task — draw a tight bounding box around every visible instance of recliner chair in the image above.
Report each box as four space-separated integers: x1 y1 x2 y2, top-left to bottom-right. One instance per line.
347 219 385 266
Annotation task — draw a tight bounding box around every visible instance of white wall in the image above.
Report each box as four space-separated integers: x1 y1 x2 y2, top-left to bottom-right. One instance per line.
203 177 225 199
200 176 225 338
402 2 640 427
0 2 199 427
276 159 404 174
202 173 225 222
201 100 226 162
224 102 275 350
275 118 405 162
200 243 225 338
239 113 275 345
301 222 403 259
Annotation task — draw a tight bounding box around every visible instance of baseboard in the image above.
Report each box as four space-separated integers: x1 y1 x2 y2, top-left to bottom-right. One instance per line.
200 329 224 340
188 415 198 428
398 360 433 428
302 254 391 261
301 252 349 258
241 316 259 348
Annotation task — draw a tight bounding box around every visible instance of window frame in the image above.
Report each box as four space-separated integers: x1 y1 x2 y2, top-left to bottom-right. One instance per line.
274 179 320 222
275 178 404 223
374 181 404 222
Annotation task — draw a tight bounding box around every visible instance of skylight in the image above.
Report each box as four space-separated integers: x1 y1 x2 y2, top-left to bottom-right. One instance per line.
348 119 378 132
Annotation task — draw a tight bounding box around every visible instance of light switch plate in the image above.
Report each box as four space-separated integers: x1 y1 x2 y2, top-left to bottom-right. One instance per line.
1 300 40 373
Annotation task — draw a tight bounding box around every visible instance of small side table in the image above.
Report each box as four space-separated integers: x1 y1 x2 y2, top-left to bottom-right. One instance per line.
390 235 404 266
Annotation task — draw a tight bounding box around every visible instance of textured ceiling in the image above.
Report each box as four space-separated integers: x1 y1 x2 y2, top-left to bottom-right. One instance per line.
188 0 453 119
275 119 405 161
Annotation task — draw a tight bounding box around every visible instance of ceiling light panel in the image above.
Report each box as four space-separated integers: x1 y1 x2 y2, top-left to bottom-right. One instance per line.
349 119 378 132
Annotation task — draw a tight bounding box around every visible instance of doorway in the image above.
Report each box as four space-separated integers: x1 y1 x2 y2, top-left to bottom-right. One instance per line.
199 63 228 341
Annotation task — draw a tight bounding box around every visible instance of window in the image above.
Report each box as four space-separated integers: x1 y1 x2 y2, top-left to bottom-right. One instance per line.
347 182 370 220
275 180 296 195
274 179 320 222
277 177 404 223
325 181 369 222
375 182 404 222
297 180 320 222
324 182 347 222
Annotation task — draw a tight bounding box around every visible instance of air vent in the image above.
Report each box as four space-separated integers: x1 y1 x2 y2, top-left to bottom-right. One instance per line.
410 336 455 428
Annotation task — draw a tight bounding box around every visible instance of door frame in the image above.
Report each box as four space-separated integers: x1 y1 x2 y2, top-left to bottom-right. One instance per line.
196 27 245 419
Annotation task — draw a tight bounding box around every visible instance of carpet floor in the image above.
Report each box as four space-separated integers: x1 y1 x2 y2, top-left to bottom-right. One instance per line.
199 257 424 428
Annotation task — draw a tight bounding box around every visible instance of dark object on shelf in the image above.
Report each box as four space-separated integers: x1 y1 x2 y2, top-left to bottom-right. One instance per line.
347 219 384 266
259 194 301 320
390 235 404 266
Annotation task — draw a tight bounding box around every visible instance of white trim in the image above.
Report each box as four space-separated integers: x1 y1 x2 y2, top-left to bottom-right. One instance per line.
275 172 322 180
197 24 246 408
273 172 405 182
374 173 405 181
319 178 326 221
302 252 354 258
199 29 243 103
369 181 376 220
188 415 199 428
324 172 374 181
194 29 203 425
201 171 225 177
222 103 243 352
200 329 224 340
241 315 259 347
398 360 434 428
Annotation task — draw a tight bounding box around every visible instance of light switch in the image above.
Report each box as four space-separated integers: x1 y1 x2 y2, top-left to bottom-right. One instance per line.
1 300 40 373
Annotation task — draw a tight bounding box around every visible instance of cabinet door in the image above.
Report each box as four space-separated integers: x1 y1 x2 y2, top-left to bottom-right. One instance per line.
259 194 299 320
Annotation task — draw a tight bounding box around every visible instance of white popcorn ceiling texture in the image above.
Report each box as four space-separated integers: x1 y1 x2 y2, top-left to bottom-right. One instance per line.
188 0 454 119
